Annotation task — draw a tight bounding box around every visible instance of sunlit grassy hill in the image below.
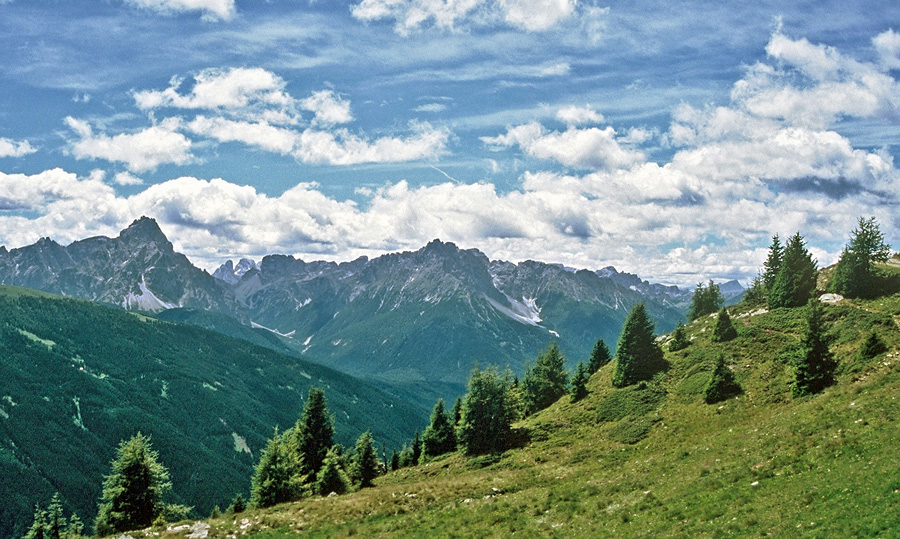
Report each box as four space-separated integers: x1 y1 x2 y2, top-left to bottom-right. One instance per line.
155 279 900 537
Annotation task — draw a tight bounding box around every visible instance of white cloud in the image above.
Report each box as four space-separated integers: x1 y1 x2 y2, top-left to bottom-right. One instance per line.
188 116 299 154
483 121 645 170
294 123 449 165
874 29 900 71
65 116 194 172
555 105 603 126
114 172 145 186
0 137 36 158
351 0 581 35
300 90 353 126
413 103 448 113
134 68 295 122
123 0 235 21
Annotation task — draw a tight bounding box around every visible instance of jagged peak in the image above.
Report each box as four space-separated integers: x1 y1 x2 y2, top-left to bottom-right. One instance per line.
119 216 170 245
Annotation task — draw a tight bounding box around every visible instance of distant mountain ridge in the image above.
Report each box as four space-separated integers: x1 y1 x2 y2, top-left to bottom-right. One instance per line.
0 218 741 386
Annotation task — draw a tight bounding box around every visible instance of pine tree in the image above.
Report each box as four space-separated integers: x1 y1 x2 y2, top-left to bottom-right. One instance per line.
208 506 221 519
457 366 519 455
769 232 817 309
451 396 463 427
46 493 64 539
350 431 380 489
612 303 665 387
290 387 334 482
763 234 784 291
522 342 569 415
744 273 767 305
703 354 741 404
830 217 892 299
397 445 414 468
711 308 738 342
94 433 172 536
226 493 245 514
64 513 84 539
668 322 690 352
858 330 887 361
315 446 349 495
389 450 400 471
587 338 612 374
250 429 299 508
689 280 724 320
410 431 422 465
422 399 457 459
569 362 588 402
793 299 837 397
24 505 46 539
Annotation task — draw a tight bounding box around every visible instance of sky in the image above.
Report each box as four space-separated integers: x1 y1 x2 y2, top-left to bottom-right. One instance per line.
1 0 900 287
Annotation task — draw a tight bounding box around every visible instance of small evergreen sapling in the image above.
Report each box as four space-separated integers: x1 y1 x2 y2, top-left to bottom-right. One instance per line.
711 308 737 342
315 447 349 495
587 338 612 374
422 398 457 459
612 303 665 387
668 322 690 352
226 493 245 514
570 362 588 402
350 431 380 489
24 505 46 539
703 354 741 404
792 299 837 397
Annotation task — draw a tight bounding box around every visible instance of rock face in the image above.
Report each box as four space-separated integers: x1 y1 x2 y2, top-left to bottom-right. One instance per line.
0 217 239 316
0 220 717 384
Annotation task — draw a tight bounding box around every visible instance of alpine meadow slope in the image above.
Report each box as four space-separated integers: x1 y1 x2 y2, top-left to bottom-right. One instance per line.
146 262 900 537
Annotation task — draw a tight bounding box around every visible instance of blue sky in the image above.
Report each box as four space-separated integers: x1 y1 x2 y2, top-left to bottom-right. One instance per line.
1 0 899 286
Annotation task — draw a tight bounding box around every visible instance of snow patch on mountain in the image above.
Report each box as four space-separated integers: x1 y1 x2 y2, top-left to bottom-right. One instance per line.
484 294 544 327
122 276 178 311
250 321 295 338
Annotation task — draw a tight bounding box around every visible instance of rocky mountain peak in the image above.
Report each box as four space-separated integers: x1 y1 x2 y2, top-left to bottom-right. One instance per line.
118 216 170 247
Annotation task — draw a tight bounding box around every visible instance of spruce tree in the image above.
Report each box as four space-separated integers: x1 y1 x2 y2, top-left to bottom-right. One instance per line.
587 338 612 374
65 514 84 538
350 431 380 489
793 299 837 397
858 330 887 361
226 493 245 514
569 362 588 402
711 308 738 342
703 354 741 404
668 322 690 352
46 493 64 539
744 273 767 305
290 387 334 482
94 433 172 536
389 450 400 471
397 445 414 468
612 303 665 387
830 217 892 299
522 342 569 415
763 234 784 291
689 280 724 320
410 431 422 465
422 399 457 459
457 366 519 455
315 447 349 495
451 396 463 427
24 505 46 539
250 429 299 508
769 232 817 309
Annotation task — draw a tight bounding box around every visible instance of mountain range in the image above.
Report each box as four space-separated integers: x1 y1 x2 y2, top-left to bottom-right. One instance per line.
0 218 742 388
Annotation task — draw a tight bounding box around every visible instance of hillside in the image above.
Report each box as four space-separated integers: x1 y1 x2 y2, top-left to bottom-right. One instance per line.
0 287 427 539
151 282 900 537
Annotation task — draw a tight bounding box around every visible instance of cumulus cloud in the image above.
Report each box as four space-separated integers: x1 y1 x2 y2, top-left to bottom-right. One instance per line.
134 68 295 122
483 120 645 170
187 116 299 154
874 29 900 71
351 0 580 35
555 105 603 126
413 103 448 113
300 90 353 126
124 0 235 21
65 116 194 172
114 172 145 186
294 123 449 165
0 137 36 158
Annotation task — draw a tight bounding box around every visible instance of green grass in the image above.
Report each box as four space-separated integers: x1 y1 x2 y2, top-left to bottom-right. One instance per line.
149 291 900 538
